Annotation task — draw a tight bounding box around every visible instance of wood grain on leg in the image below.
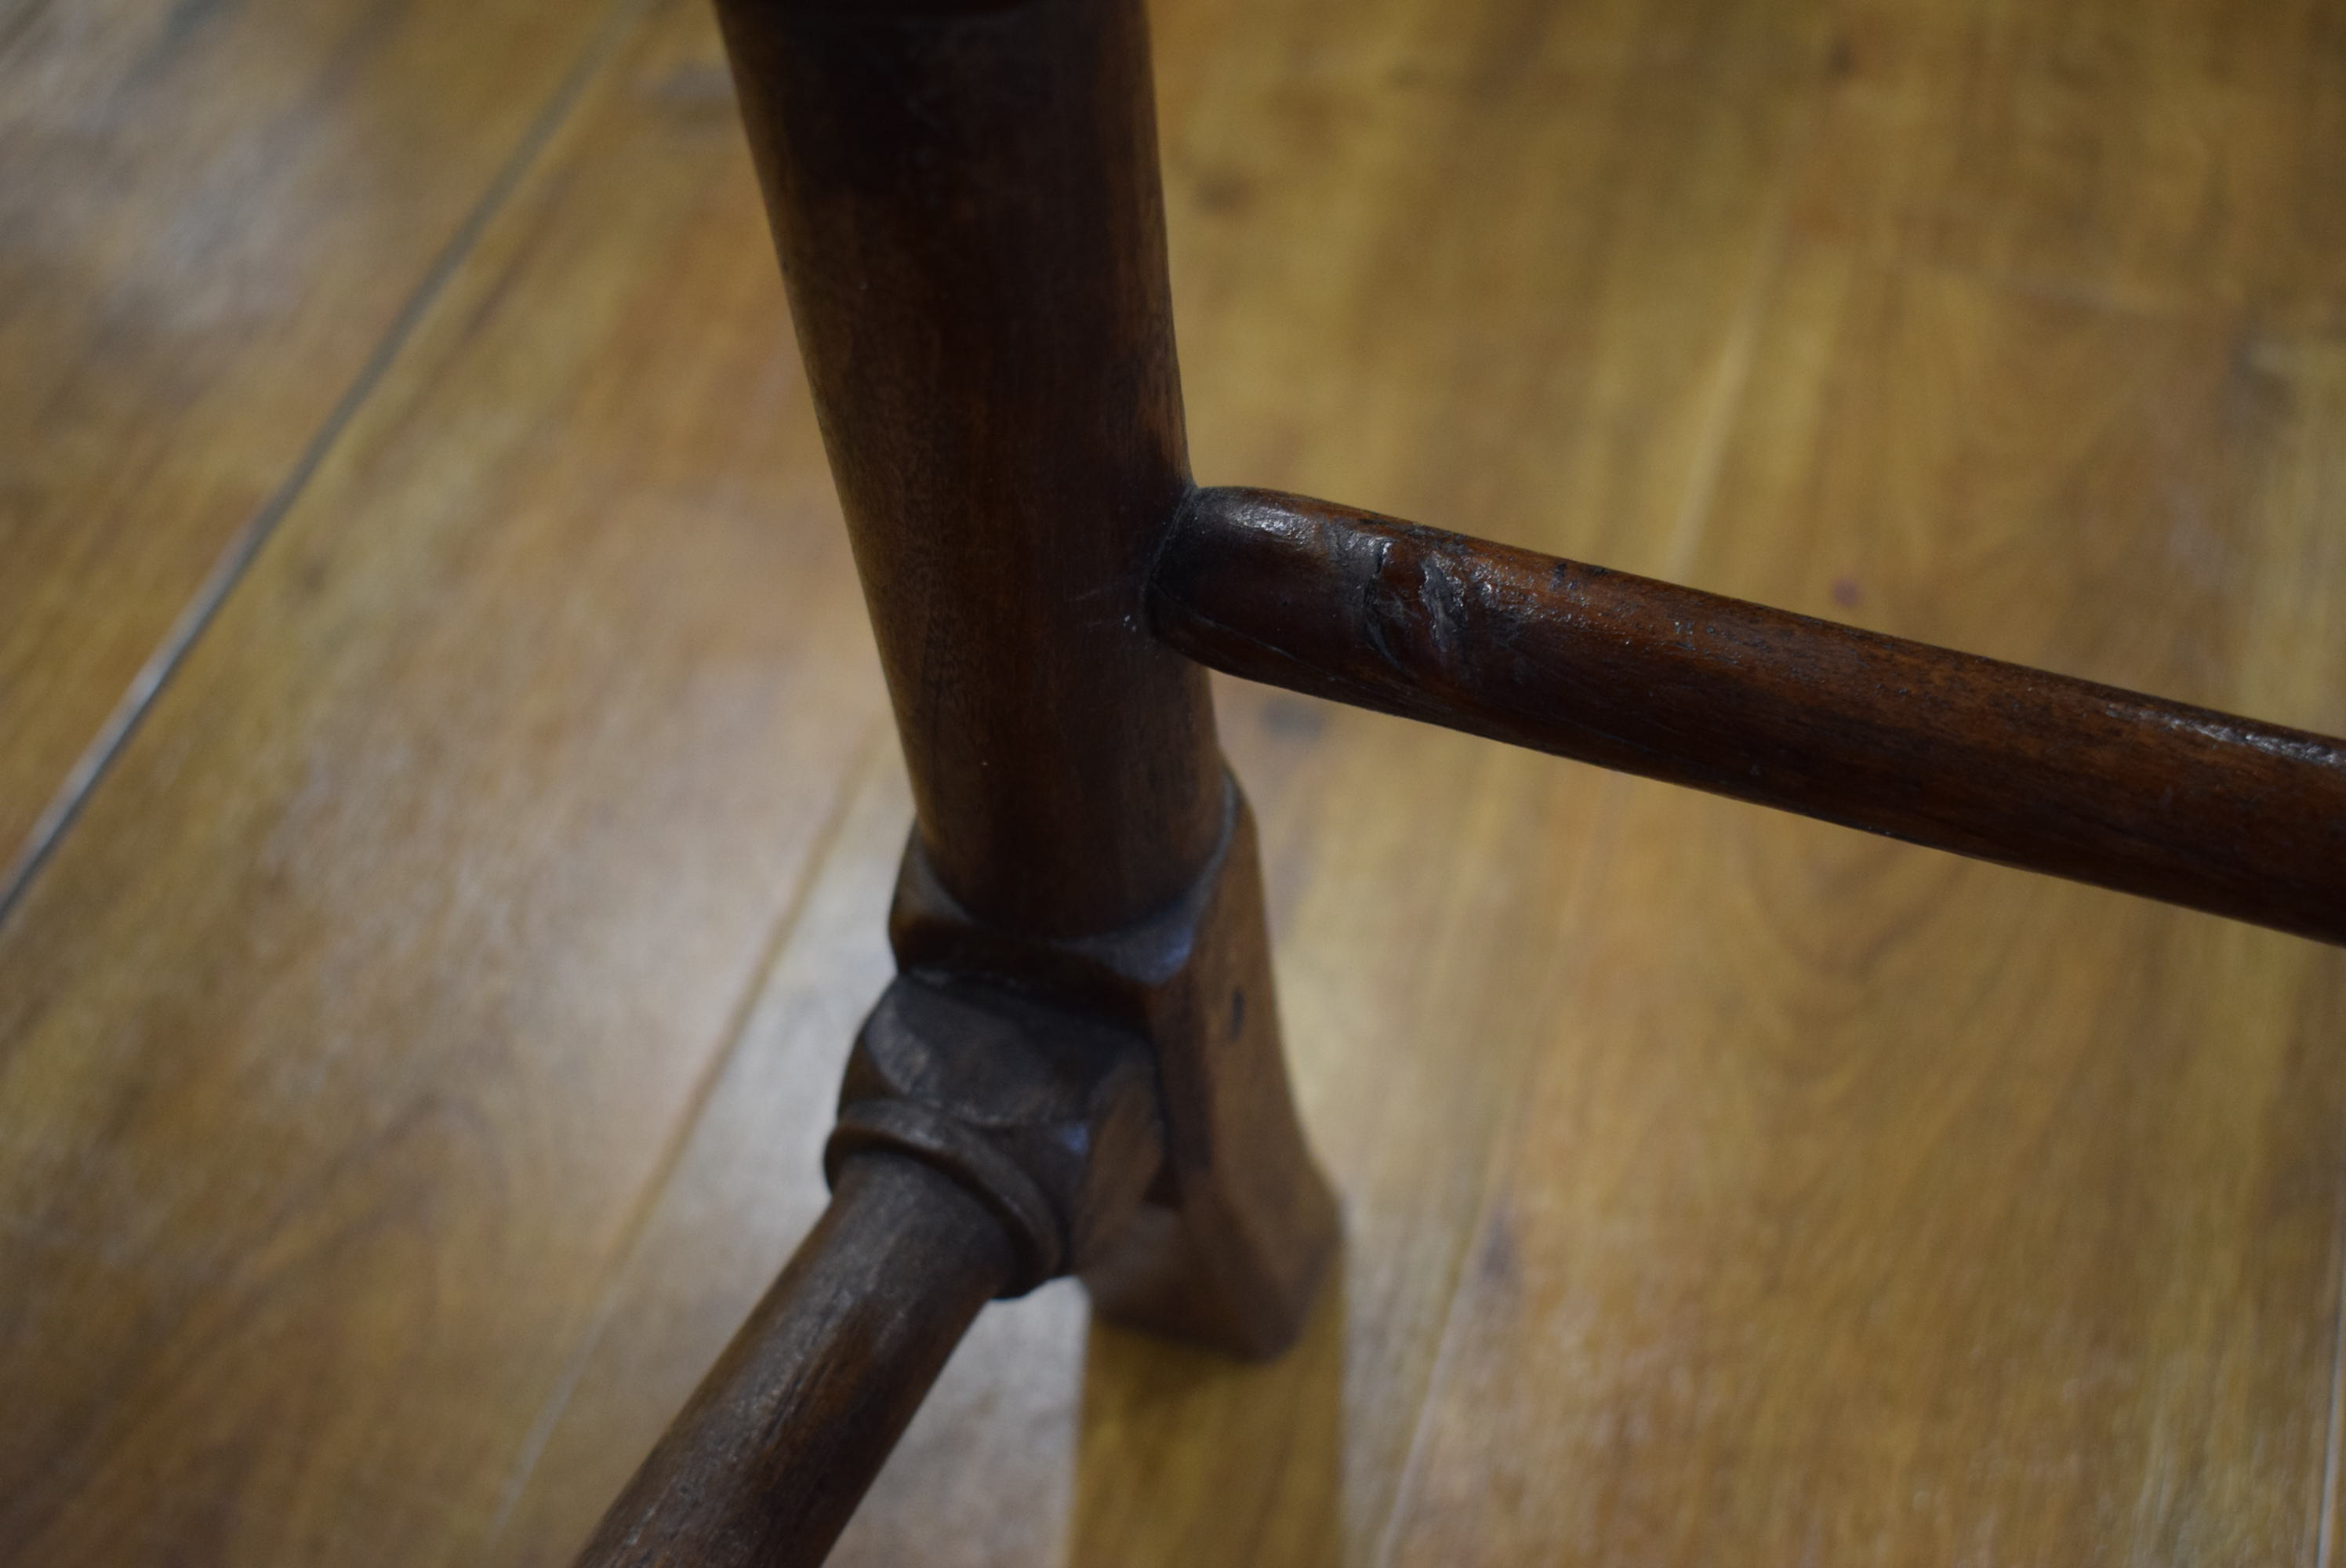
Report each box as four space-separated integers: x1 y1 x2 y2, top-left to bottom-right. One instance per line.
713 0 1338 1357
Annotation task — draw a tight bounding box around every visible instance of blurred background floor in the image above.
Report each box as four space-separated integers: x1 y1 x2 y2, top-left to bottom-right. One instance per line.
4 0 2345 1562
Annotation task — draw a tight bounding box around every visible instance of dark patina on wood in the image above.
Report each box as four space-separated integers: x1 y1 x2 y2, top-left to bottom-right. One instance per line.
890 783 1339 1358
717 0 1216 938
577 975 1166 1568
582 2 1342 1561
572 1153 1011 1568
1150 486 2346 946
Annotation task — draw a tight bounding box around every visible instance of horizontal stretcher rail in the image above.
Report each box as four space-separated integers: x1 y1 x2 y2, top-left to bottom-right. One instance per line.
574 1155 1011 1568
1149 486 2346 946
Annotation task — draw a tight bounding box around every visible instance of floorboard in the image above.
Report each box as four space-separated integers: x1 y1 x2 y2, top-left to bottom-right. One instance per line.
0 1 883 1559
0 0 637 894
2 0 2340 1562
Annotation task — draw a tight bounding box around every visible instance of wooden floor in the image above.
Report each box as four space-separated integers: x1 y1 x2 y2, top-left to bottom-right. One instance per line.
5 0 2344 1561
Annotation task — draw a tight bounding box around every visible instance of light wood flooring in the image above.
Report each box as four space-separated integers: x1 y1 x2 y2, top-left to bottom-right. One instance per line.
5 0 2344 1561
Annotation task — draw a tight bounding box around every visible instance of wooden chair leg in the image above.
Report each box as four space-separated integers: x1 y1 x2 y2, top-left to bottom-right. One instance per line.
889 782 1339 1357
713 0 1339 1351
576 5 1339 1558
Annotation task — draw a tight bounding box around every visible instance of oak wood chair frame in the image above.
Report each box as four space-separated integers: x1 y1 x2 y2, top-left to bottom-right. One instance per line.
573 1 2346 1562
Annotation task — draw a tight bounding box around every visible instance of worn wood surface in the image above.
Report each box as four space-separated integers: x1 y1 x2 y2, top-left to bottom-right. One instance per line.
1153 485 2346 945
573 966 1166 1568
5 0 2344 1566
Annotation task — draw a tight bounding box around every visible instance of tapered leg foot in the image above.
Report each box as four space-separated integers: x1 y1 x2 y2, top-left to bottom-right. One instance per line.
890 778 1339 1359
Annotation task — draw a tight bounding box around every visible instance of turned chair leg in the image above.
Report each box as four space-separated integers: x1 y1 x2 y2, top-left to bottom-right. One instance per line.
576 2 1337 1562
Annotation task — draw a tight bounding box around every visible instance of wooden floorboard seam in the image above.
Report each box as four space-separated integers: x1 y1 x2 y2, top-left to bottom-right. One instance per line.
1654 82 1825 588
1366 768 1641 1568
476 720 894 1560
2315 1162 2346 1567
1361 85 1827 1555
0 0 656 932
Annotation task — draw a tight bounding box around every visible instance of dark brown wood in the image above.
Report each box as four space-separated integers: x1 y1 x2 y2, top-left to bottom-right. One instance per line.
572 1153 1011 1568
890 789 1340 1358
1150 487 2346 946
828 972 1168 1293
714 0 1337 1359
715 0 1217 939
576 969 1169 1568
587 9 1344 1556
